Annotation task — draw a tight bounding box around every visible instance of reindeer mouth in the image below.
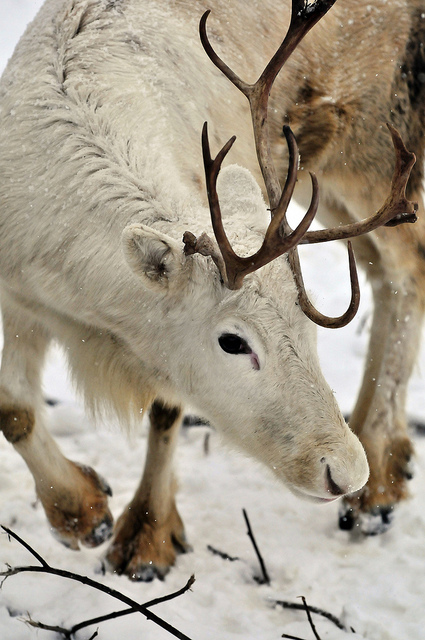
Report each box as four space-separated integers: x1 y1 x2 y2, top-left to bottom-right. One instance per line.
287 485 342 505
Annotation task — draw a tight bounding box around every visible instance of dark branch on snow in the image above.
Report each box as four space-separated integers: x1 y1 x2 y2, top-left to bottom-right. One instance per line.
273 597 354 633
1 525 195 640
1 522 356 639
207 545 240 562
242 508 271 585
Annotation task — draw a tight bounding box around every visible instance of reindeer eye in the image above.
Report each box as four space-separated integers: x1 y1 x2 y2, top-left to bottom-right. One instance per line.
218 333 252 355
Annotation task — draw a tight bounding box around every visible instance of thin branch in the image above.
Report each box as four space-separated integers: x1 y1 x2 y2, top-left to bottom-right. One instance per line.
274 598 354 633
25 617 72 639
242 509 270 585
26 617 100 640
280 597 323 640
301 596 321 640
64 575 196 637
2 526 49 568
207 545 240 562
1 526 194 640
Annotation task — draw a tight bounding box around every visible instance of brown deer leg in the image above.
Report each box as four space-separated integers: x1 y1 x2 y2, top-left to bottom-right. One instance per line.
340 274 424 533
0 293 113 549
336 193 425 534
105 399 189 581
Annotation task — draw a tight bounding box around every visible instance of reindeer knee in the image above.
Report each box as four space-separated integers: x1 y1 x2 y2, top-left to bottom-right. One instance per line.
149 400 182 431
0 406 35 444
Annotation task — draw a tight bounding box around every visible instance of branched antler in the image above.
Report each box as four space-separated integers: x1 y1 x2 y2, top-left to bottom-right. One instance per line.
184 124 318 289
185 2 418 327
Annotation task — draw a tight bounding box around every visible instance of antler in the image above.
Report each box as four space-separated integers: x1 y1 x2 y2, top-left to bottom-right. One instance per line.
185 2 418 327
299 125 418 245
184 123 318 289
199 2 337 213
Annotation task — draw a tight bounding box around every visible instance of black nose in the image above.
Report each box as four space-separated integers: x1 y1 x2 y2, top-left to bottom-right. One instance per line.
326 465 344 496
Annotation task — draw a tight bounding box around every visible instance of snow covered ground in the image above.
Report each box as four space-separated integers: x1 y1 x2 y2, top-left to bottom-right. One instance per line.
1 3 425 639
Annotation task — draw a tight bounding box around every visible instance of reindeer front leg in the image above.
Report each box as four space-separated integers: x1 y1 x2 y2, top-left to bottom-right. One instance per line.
105 400 190 581
0 294 113 548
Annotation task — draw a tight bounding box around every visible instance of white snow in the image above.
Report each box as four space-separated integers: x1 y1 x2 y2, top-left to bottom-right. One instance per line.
1 3 425 639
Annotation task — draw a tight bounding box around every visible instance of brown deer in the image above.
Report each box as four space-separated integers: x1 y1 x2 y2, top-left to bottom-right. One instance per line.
0 0 421 580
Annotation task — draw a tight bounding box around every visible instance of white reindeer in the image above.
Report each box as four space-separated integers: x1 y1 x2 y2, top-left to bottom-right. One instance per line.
0 0 420 579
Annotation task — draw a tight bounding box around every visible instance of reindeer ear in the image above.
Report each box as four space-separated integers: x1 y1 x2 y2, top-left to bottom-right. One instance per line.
217 165 268 233
122 224 185 289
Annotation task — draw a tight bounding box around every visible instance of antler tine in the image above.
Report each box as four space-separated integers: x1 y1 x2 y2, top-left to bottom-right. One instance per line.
199 11 252 98
268 169 319 247
273 125 299 229
201 122 240 284
288 241 361 328
183 123 238 288
257 0 338 99
300 124 417 245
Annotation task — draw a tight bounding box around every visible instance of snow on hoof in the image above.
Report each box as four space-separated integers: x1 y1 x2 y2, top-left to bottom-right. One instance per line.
81 513 115 548
338 503 394 535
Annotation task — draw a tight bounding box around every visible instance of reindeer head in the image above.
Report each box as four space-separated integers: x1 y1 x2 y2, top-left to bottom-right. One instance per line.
122 1 417 503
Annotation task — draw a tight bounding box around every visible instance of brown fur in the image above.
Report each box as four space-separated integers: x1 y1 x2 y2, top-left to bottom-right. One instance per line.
38 462 113 550
0 406 35 444
106 499 188 580
106 401 186 579
346 436 414 516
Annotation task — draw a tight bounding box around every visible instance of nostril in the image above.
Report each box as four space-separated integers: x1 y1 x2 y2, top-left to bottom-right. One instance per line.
326 465 345 496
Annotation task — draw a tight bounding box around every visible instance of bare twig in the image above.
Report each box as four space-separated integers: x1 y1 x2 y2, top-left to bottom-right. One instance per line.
25 617 72 639
273 598 353 632
242 509 271 585
26 617 100 640
280 597 323 640
1 526 195 640
48 574 196 637
2 526 48 567
301 596 321 640
207 545 240 562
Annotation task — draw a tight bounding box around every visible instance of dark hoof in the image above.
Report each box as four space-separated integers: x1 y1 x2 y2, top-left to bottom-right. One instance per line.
339 503 394 535
82 513 114 548
358 506 394 535
338 506 356 531
129 565 168 582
